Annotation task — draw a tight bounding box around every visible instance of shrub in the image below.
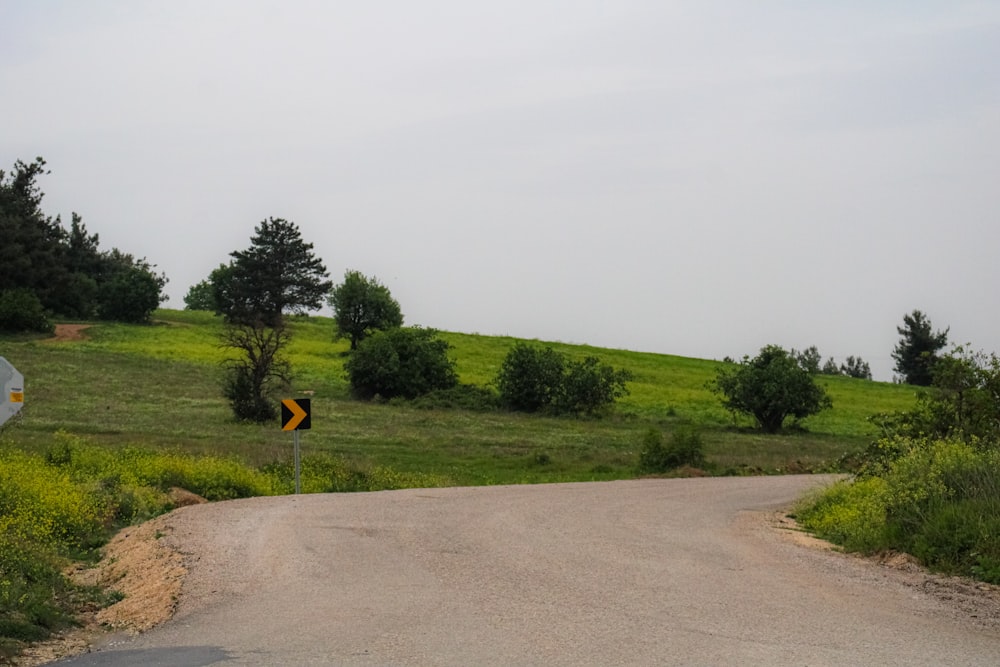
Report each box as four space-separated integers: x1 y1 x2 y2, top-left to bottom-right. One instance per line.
0 288 53 334
495 343 632 416
637 426 705 473
345 327 458 400
555 356 633 416
223 364 279 423
794 476 889 552
0 434 280 656
821 357 840 375
495 343 565 412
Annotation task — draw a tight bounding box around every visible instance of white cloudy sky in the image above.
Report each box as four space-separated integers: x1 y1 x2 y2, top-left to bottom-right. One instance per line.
3 1 998 380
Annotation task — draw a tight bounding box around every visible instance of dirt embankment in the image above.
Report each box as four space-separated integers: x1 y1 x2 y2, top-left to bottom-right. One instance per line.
13 489 207 666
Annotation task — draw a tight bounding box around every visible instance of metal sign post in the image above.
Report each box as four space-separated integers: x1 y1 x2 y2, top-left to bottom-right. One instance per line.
293 430 302 495
281 398 311 494
0 357 25 428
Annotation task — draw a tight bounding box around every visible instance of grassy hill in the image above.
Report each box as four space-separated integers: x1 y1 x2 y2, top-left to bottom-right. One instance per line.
2 309 917 485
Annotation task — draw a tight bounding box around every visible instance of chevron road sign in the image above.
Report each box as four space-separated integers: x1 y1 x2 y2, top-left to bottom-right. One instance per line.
281 398 311 431
281 398 312 494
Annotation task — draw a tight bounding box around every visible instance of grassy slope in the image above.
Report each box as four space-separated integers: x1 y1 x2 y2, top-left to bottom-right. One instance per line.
1 309 918 485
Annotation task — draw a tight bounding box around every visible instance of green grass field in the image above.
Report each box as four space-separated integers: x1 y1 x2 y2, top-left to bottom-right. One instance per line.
1 309 917 485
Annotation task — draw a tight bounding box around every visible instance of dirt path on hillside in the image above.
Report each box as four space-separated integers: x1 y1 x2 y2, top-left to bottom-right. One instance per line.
47 324 92 342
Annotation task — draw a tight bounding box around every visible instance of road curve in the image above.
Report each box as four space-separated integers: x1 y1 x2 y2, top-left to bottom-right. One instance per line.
55 476 999 666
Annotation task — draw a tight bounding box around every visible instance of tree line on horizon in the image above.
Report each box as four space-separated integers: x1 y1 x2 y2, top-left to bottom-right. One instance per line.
0 158 168 331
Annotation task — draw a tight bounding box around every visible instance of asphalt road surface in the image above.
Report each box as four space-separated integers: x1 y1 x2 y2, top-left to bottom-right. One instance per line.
54 476 1000 666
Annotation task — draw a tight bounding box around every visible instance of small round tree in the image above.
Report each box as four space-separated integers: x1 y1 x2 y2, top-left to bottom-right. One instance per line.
328 270 403 350
711 345 832 433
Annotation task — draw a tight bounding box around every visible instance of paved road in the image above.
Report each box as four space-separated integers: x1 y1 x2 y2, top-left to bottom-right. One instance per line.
55 476 1000 666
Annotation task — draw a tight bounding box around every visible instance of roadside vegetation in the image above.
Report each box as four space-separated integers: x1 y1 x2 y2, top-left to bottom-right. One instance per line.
796 341 1000 584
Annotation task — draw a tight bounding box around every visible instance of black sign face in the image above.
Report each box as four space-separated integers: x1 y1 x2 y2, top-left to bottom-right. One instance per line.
281 398 311 430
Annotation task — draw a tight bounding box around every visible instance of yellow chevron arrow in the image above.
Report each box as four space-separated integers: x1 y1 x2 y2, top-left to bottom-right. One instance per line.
282 399 308 431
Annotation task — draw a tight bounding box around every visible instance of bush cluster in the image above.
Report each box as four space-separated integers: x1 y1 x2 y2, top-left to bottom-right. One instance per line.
495 343 632 416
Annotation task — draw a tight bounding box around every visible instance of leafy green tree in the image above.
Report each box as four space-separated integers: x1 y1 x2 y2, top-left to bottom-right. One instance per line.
840 356 872 380
183 280 216 311
495 343 566 412
345 327 457 400
220 218 332 326
892 310 948 386
710 345 833 433
924 347 1000 442
199 263 235 315
94 250 168 323
328 270 404 350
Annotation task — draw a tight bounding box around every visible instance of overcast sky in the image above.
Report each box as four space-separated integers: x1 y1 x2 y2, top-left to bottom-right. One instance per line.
3 1 998 380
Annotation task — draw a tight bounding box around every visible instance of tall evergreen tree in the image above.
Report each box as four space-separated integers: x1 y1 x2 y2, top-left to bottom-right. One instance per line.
218 218 331 422
221 218 332 326
0 158 71 311
892 310 949 386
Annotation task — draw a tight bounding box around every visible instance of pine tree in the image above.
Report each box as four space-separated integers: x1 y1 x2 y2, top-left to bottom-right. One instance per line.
892 310 948 386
